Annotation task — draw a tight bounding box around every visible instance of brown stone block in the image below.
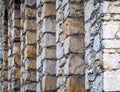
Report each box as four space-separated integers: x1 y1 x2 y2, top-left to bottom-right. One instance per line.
24 19 36 31
13 20 20 27
4 71 8 80
3 61 8 70
25 45 36 58
24 71 36 82
25 83 36 91
13 55 21 67
42 76 57 92
64 36 84 54
25 59 36 70
14 68 20 79
13 42 21 54
26 31 36 45
25 7 36 18
63 18 84 36
12 28 20 39
42 3 56 18
66 77 85 92
3 81 8 91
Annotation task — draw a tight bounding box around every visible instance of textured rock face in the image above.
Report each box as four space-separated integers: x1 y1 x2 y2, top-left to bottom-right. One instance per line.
85 0 120 92
0 0 120 92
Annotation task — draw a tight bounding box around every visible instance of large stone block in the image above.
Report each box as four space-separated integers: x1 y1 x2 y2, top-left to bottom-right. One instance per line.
64 36 84 54
42 17 56 33
25 83 36 91
41 33 56 47
42 76 57 92
103 53 120 70
42 3 56 18
26 31 36 44
43 60 56 75
41 48 56 60
64 54 85 75
25 7 36 18
104 70 120 91
66 77 85 92
103 40 120 49
25 59 36 70
63 18 84 36
24 20 36 31
25 45 36 58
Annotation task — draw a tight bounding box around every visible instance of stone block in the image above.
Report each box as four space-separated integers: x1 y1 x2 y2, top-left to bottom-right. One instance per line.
63 18 84 36
13 55 21 67
66 77 85 92
25 45 36 58
26 31 36 44
13 42 21 54
64 54 85 75
13 68 20 79
64 3 83 19
41 48 56 60
56 43 64 59
42 76 57 92
64 36 84 54
24 71 36 82
103 40 120 49
42 17 56 33
103 53 120 70
24 19 36 31
25 83 36 91
42 3 56 18
102 22 120 39
25 7 36 18
25 58 36 70
41 33 56 47
104 70 120 91
43 60 56 75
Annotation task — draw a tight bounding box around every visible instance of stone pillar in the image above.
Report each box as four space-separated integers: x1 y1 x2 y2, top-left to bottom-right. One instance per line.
56 0 85 92
36 0 57 92
3 5 8 92
8 1 21 91
21 0 37 91
85 0 120 91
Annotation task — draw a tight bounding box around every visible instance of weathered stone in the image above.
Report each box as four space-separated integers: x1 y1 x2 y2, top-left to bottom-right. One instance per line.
64 54 85 75
41 33 56 47
66 77 85 92
103 53 120 70
64 36 84 54
103 40 120 49
25 7 36 18
42 17 56 33
42 3 56 18
63 18 84 36
43 60 56 75
42 76 57 92
41 48 56 60
56 43 64 59
26 31 36 44
25 45 36 58
104 70 120 91
25 59 36 70
24 20 36 31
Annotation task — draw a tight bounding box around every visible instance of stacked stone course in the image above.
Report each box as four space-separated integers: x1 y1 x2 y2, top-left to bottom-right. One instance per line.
0 0 120 92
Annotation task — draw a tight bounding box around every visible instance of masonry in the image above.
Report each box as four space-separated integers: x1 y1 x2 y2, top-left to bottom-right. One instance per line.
0 0 120 92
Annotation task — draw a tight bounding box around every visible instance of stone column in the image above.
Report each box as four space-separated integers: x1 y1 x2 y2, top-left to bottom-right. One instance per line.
3 8 8 92
85 0 120 91
21 0 37 91
8 1 21 91
56 0 85 92
36 0 57 92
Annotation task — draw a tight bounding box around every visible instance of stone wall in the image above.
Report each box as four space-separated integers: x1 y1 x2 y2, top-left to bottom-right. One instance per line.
0 0 120 92
85 0 120 91
56 0 85 92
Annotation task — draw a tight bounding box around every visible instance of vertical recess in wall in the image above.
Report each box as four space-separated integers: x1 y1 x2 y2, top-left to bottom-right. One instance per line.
8 0 21 91
36 0 57 92
3 8 8 92
84 0 103 91
56 0 85 92
21 0 37 91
